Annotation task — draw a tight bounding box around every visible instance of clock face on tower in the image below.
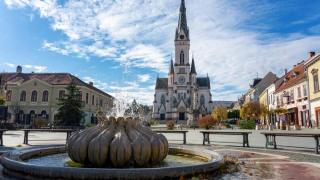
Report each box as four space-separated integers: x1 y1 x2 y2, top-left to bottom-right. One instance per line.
178 76 185 84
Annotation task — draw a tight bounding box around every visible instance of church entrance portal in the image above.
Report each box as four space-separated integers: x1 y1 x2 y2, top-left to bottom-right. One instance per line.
179 112 185 121
160 114 165 120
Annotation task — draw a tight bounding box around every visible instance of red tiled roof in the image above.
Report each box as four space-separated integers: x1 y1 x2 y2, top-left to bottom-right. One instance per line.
0 73 113 98
275 63 306 93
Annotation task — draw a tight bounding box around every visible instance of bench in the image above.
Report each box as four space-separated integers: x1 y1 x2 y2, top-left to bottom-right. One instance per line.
0 129 6 146
22 129 76 144
153 130 188 144
261 131 320 154
200 130 252 147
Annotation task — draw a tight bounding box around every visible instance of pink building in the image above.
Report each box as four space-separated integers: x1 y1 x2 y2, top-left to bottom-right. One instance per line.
274 62 310 127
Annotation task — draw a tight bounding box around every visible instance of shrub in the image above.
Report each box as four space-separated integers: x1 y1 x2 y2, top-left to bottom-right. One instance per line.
198 115 217 129
147 119 159 126
239 120 256 129
224 122 231 129
0 97 5 105
166 120 175 130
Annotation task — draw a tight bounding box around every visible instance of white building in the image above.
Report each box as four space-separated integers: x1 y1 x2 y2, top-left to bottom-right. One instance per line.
152 0 213 125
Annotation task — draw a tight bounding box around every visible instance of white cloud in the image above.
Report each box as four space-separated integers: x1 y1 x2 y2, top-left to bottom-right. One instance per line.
137 74 151 83
4 63 15 68
3 62 48 73
119 44 167 71
82 76 153 104
4 0 320 102
23 64 48 72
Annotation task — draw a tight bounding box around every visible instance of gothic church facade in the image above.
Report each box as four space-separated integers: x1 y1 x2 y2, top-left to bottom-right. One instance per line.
153 0 213 125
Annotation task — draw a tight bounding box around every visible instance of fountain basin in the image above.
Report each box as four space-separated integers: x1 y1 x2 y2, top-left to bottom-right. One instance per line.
0 146 223 179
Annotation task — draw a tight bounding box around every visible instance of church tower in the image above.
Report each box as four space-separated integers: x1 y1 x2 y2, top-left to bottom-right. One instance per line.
153 0 213 125
174 0 190 86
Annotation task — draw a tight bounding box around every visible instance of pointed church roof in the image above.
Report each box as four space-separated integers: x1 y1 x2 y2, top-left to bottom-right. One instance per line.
170 59 174 74
175 0 189 40
190 57 196 74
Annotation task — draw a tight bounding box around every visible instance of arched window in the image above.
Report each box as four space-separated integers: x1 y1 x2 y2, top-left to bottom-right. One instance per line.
42 90 49 102
31 91 37 102
180 51 184 64
20 91 26 102
161 95 165 104
29 110 36 124
40 110 48 119
6 90 12 101
200 95 205 105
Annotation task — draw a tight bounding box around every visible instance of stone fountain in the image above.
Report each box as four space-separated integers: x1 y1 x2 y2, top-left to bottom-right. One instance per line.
0 101 223 179
67 116 168 167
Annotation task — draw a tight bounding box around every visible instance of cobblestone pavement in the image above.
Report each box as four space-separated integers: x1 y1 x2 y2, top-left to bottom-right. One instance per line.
173 144 320 179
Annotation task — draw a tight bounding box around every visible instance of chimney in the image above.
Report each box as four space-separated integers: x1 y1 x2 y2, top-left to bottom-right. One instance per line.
309 51 316 58
284 69 288 75
89 82 93 86
16 66 22 73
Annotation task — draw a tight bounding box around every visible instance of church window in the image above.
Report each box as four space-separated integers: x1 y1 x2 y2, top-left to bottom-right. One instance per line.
161 95 165 104
180 51 184 64
200 95 205 105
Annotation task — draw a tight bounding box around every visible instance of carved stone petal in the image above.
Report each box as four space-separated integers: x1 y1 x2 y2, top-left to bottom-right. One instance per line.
110 129 132 167
88 128 115 167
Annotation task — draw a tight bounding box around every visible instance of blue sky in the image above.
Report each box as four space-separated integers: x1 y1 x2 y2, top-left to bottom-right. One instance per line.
1 0 320 105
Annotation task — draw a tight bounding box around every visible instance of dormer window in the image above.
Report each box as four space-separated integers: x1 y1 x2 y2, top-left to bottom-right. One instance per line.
180 35 185 40
180 51 184 64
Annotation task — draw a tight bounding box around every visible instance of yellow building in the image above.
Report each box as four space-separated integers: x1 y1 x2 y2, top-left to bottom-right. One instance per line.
259 88 268 125
0 66 114 127
305 52 320 128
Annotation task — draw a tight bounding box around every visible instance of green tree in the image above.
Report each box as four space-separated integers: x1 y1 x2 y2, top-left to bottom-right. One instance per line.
55 82 84 126
212 105 228 124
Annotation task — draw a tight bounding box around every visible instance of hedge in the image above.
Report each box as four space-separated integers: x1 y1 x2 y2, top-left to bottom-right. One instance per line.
239 120 256 129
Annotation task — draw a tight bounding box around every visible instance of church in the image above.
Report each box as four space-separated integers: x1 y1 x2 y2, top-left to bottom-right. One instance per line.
152 0 213 125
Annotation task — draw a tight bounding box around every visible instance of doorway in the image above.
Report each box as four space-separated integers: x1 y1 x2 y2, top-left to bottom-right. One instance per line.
179 112 185 121
160 114 165 120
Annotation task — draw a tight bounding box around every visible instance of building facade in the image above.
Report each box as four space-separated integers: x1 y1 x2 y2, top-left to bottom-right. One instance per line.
240 72 278 106
305 52 320 128
274 62 310 127
153 0 213 125
0 66 113 127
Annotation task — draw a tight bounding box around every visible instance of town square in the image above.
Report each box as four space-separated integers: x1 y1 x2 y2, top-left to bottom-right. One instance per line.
1 0 320 179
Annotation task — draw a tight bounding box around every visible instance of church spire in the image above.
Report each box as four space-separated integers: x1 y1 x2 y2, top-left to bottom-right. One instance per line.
190 57 196 74
175 0 189 41
169 58 174 74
